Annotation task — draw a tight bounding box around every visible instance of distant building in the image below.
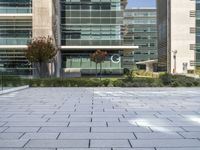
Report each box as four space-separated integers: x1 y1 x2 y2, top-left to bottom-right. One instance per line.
157 0 196 74
124 8 158 70
196 0 200 68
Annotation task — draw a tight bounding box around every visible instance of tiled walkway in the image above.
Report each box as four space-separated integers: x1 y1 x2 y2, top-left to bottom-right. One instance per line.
0 88 200 150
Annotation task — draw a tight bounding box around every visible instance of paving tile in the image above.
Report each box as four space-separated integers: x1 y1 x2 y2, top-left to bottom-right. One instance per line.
57 148 111 150
0 122 6 126
0 118 48 122
179 132 200 138
129 139 200 148
59 133 136 139
5 127 40 133
11 115 44 118
0 127 7 132
21 133 59 140
39 127 90 133
48 117 91 122
107 122 138 127
0 140 28 148
25 140 89 148
157 148 200 150
181 126 200 131
0 133 23 139
5 122 68 127
69 122 106 127
90 140 131 148
92 118 119 122
0 148 56 150
135 132 183 139
113 148 155 150
149 126 185 132
92 127 151 133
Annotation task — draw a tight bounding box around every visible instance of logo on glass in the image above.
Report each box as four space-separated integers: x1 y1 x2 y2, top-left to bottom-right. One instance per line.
111 54 121 64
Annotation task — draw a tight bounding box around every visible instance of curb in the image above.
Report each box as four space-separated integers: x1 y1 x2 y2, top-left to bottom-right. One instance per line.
0 85 29 95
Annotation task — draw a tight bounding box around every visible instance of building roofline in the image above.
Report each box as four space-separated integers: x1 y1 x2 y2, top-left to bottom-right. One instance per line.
61 46 138 50
125 7 156 10
136 59 158 65
0 14 32 19
0 45 28 49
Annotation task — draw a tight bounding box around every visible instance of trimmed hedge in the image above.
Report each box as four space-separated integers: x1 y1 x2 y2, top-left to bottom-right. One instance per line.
113 78 163 87
27 78 109 87
159 73 200 87
2 73 200 87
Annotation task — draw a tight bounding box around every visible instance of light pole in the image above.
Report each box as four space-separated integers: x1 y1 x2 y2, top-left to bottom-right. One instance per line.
172 50 177 74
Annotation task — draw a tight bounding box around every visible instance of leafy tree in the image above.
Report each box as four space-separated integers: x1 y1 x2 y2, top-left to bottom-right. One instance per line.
25 36 57 78
90 50 107 77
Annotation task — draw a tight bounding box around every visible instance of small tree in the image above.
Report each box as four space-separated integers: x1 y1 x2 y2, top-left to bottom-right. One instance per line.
90 50 107 77
25 36 57 78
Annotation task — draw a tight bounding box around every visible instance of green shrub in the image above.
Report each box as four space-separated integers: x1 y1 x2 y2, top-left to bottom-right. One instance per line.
5 74 200 87
113 80 124 87
159 73 200 87
101 79 110 87
171 81 179 87
27 78 108 87
160 73 173 86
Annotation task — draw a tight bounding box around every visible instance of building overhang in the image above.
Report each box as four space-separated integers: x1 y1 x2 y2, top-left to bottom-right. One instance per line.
61 46 138 50
0 45 28 49
0 14 32 19
136 59 158 65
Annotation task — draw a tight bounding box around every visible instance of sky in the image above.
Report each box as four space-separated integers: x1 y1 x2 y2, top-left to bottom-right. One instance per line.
127 0 156 8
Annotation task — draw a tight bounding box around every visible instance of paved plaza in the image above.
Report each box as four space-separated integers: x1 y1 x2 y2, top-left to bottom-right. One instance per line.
0 88 200 150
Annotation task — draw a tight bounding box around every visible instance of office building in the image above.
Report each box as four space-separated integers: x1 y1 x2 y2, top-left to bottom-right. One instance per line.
0 0 137 76
124 8 157 70
196 0 200 67
157 0 196 74
0 0 32 74
60 0 137 76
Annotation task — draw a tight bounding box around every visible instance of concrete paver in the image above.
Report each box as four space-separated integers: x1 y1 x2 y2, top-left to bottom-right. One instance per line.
0 88 200 149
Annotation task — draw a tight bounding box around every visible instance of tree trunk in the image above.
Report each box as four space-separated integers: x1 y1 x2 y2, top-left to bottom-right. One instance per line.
96 63 98 77
39 62 42 78
33 63 40 78
100 63 102 80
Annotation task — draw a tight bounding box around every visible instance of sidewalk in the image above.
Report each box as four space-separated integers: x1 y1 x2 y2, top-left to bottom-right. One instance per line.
0 87 199 149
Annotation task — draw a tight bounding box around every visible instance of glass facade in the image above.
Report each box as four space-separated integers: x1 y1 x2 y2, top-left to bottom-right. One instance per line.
196 0 200 66
0 49 30 73
0 0 32 13
0 0 128 75
60 0 126 74
61 51 123 75
124 9 157 63
0 19 32 45
0 19 32 73
60 0 124 46
157 0 168 71
0 1 32 74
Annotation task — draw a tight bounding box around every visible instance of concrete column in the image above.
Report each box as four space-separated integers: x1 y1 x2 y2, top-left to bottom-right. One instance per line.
146 63 153 72
32 0 61 77
32 0 54 38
